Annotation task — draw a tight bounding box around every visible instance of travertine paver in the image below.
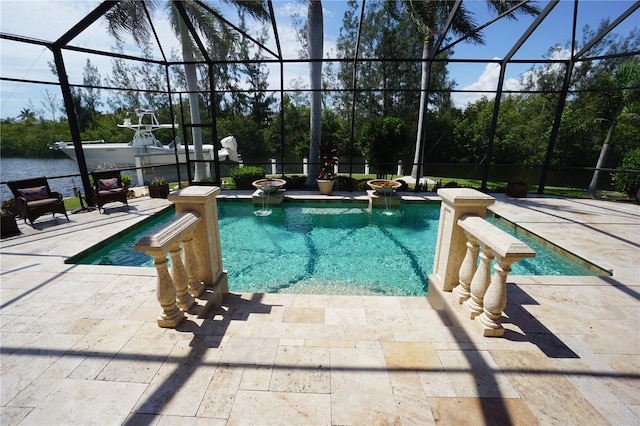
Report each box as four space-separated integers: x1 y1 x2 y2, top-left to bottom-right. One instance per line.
0 193 638 425
19 379 147 426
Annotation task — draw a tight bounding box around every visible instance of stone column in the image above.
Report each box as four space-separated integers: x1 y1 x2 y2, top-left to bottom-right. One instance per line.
168 242 195 311
182 233 204 297
463 246 493 319
151 252 183 328
430 188 495 292
477 256 516 337
169 186 228 297
452 231 479 304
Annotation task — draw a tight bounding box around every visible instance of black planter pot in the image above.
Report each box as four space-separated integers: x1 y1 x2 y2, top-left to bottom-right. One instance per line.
506 182 528 198
149 184 170 199
1 215 20 238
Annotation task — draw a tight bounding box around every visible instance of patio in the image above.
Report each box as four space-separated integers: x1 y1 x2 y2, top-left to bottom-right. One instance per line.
1 192 638 425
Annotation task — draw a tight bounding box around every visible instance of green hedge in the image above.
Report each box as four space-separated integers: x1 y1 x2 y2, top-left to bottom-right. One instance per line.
229 166 265 189
613 148 640 199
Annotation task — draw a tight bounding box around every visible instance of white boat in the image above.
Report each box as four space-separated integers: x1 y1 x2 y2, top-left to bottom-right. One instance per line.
52 108 240 167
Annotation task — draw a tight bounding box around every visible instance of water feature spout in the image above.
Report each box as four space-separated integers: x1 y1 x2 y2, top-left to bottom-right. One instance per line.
367 179 402 215
252 178 287 216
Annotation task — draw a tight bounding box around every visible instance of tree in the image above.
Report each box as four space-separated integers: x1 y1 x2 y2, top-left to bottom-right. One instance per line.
405 0 538 179
41 90 60 122
106 0 267 181
307 0 323 186
336 1 424 119
612 148 640 200
587 57 640 196
18 108 36 122
357 116 410 177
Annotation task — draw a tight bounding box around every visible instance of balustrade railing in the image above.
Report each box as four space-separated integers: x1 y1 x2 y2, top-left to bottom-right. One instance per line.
134 212 202 328
134 185 228 328
454 215 535 336
429 188 535 337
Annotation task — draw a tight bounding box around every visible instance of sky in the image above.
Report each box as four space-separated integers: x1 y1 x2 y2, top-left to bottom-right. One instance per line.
0 0 638 119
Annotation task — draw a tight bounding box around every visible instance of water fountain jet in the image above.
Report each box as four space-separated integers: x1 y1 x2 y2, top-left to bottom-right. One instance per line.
367 179 402 215
252 178 286 216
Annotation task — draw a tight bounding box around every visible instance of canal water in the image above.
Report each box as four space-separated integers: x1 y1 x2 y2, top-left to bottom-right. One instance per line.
0 157 84 201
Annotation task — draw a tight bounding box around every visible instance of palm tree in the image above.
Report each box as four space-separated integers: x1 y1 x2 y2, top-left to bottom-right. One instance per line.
106 0 267 181
405 0 538 180
587 57 640 197
18 107 36 121
307 0 323 186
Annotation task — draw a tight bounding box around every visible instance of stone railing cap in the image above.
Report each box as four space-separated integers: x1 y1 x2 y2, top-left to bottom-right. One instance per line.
134 212 200 252
437 188 495 207
458 215 536 259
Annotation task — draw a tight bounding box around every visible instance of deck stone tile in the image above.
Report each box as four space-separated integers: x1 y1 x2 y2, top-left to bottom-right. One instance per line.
567 374 639 425
427 397 540 425
197 364 245 419
0 406 33 426
281 306 325 323
491 349 608 425
1 332 83 404
437 349 520 398
382 341 441 370
227 390 331 425
134 339 221 417
324 307 367 325
388 370 437 425
239 365 273 391
157 414 227 425
305 339 355 348
18 379 147 426
260 322 312 340
71 319 144 354
219 336 279 366
330 347 399 425
269 346 330 393
97 337 178 383
6 354 84 408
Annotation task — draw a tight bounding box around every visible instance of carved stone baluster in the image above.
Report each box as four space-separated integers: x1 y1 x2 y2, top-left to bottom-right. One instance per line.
151 252 184 328
453 231 479 304
478 256 516 337
463 245 493 319
168 242 195 311
182 232 204 297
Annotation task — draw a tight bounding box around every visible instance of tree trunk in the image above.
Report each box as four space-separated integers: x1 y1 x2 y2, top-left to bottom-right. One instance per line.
178 17 206 181
411 38 432 180
587 122 616 197
306 0 323 187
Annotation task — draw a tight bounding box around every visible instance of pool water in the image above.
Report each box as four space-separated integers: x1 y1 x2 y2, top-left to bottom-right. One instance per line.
75 202 595 296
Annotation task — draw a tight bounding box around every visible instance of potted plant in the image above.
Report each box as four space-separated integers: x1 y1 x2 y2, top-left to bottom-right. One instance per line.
121 174 134 198
1 199 20 238
506 178 528 198
317 143 338 195
149 176 170 199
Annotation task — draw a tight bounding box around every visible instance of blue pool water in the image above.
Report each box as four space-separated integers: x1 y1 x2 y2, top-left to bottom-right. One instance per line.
75 202 595 296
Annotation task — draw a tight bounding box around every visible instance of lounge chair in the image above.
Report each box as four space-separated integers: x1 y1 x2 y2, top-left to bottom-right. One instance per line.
91 170 129 213
7 177 69 226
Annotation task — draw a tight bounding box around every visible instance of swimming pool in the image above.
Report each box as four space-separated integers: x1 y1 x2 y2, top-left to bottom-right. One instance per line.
74 201 596 296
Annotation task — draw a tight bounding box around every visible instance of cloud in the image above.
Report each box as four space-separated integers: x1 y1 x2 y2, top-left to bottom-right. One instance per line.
451 59 521 109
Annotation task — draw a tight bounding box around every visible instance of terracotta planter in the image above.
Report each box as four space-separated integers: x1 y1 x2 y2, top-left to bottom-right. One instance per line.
149 184 170 199
1 215 20 238
506 182 528 198
317 179 335 195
